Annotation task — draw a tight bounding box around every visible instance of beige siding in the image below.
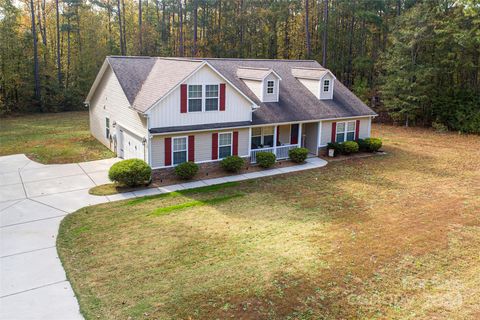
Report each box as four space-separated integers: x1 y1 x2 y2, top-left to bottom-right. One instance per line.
298 78 320 99
243 79 262 100
278 125 291 144
150 128 249 168
89 66 147 152
319 117 372 146
147 65 253 128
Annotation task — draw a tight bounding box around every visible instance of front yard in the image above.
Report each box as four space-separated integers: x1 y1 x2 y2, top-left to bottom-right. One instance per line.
0 112 114 163
57 125 480 319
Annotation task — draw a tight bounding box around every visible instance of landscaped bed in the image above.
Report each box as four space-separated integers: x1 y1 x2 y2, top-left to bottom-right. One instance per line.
58 124 480 319
0 111 114 163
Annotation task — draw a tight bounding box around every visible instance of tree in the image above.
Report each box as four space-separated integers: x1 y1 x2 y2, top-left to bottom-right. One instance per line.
29 0 41 105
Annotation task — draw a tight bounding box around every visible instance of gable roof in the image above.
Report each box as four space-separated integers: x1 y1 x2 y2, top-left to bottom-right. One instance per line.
237 67 282 81
90 56 376 125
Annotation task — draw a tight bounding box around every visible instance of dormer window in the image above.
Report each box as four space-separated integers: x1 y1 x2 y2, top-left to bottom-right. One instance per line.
323 79 330 92
267 81 275 94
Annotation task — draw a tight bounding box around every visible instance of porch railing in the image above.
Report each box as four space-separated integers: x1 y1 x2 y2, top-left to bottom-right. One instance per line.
250 144 299 163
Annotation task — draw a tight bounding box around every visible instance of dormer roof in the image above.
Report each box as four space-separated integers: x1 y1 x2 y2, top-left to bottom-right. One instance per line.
291 67 336 80
236 67 282 81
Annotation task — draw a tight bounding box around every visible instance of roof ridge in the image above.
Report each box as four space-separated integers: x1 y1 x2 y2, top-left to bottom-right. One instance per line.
107 55 152 59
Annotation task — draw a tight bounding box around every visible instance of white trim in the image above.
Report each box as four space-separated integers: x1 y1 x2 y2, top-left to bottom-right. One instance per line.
247 127 252 156
317 121 322 155
218 131 233 159
147 116 376 137
172 136 188 166
335 120 356 143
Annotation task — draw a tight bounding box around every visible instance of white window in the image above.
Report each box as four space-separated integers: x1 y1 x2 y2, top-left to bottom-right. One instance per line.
336 121 356 142
172 137 187 165
267 80 275 94
218 133 232 159
105 117 110 139
205 85 219 111
251 126 274 149
323 79 330 92
188 85 202 112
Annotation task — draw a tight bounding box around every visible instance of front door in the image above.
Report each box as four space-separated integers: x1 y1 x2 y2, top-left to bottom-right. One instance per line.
290 124 299 144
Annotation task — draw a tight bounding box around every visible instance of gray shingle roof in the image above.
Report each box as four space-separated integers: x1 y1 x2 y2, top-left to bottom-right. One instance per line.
203 58 377 125
105 56 377 127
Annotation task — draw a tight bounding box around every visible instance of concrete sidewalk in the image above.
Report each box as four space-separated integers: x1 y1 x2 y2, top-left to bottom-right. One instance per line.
0 154 327 320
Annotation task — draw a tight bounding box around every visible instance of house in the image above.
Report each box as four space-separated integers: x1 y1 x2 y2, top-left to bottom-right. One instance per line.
85 57 377 169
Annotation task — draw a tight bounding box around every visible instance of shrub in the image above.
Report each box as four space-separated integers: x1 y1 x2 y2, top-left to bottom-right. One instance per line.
174 161 199 180
357 139 369 152
342 141 359 154
256 152 276 168
108 159 152 187
364 138 382 152
289 147 309 163
220 155 244 173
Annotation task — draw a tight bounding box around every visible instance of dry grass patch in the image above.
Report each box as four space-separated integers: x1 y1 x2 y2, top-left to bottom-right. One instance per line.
0 112 114 163
58 124 480 319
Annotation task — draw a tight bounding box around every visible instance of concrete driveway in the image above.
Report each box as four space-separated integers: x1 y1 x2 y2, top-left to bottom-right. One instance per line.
0 154 121 320
0 153 328 319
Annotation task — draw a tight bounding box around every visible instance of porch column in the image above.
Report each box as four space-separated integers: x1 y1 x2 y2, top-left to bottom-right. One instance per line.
248 127 252 159
273 125 278 156
317 121 323 156
298 123 302 147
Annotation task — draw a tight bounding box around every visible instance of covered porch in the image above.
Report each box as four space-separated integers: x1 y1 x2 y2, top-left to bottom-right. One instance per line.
249 122 319 163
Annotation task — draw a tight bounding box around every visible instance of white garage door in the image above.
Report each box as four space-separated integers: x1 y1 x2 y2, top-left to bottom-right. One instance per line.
118 128 145 161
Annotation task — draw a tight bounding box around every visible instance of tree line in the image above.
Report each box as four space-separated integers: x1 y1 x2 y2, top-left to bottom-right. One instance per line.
0 0 479 133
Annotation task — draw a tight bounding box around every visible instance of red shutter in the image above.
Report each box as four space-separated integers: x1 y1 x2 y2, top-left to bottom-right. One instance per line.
331 122 337 143
180 84 187 113
164 137 172 166
355 120 360 140
233 131 239 156
188 135 195 162
212 133 218 159
219 83 226 111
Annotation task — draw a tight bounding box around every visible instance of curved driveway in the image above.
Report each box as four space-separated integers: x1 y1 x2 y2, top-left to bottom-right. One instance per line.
0 154 121 320
0 154 327 319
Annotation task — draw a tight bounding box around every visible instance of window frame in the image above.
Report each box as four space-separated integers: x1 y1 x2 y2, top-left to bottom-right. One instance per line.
323 79 330 92
105 117 110 139
172 136 188 165
266 80 275 94
187 84 222 113
187 84 203 112
218 132 233 159
335 121 356 143
205 84 219 111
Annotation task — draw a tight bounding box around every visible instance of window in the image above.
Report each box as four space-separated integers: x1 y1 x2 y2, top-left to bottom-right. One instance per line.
205 85 219 111
218 133 232 158
323 79 330 92
105 118 110 139
267 80 275 94
251 126 274 149
172 137 187 165
336 121 356 142
188 85 202 112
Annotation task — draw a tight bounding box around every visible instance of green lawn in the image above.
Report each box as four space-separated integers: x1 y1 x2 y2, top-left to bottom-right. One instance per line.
57 125 480 319
0 112 114 164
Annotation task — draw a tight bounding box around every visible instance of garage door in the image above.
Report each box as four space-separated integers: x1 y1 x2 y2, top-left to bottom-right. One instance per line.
118 128 145 161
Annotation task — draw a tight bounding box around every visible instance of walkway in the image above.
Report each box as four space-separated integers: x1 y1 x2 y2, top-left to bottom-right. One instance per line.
0 154 327 319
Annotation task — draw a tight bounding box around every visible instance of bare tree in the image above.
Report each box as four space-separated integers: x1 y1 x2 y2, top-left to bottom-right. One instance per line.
305 0 311 58
139 0 143 54
322 0 328 66
55 0 62 85
29 0 41 103
192 0 197 56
